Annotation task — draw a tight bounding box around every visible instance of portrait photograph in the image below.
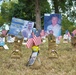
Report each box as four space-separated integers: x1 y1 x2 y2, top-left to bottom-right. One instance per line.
44 14 61 37
21 20 34 38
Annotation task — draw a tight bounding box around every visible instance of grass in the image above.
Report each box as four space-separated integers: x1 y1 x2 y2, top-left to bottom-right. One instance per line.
0 38 76 75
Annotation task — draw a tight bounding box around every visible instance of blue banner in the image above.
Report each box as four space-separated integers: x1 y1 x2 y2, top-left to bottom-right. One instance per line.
44 14 62 37
8 17 24 36
8 17 34 38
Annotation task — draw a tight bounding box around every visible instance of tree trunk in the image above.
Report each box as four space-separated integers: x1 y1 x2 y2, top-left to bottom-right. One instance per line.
35 0 41 30
53 0 59 13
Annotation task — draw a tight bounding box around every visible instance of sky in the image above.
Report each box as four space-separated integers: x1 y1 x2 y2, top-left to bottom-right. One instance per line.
0 0 3 5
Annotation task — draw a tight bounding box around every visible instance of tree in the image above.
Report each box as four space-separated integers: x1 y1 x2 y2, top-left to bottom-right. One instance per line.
48 0 76 34
35 0 41 30
51 0 75 23
1 0 51 30
9 2 26 19
0 14 5 26
18 0 51 29
1 2 10 23
61 15 75 34
51 0 72 13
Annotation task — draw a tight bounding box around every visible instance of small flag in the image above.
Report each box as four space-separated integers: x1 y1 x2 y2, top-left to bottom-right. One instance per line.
72 29 76 36
67 32 71 37
33 36 42 46
58 36 62 40
26 38 33 48
44 32 48 37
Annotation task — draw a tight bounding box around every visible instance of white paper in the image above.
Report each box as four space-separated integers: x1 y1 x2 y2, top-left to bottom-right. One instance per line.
31 52 38 57
3 44 9 50
43 40 46 43
7 36 15 43
44 13 50 16
5 25 9 30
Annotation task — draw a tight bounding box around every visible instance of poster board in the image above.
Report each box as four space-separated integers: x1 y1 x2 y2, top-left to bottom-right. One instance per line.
44 14 61 37
8 17 24 36
8 17 34 38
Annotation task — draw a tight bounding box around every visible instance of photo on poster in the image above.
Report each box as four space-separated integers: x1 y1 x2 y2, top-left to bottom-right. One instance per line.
21 20 34 38
44 14 61 37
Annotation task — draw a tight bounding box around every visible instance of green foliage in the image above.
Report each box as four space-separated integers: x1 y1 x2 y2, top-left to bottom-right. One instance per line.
0 0 75 31
7 0 51 28
9 2 26 20
0 14 5 26
40 0 51 14
61 15 75 34
1 2 12 23
52 0 75 23
18 0 51 22
40 0 51 28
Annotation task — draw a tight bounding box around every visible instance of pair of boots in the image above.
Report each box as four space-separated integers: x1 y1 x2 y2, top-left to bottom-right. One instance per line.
48 49 58 58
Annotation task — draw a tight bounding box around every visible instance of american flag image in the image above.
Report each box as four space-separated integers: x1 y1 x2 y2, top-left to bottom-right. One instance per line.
58 35 62 40
33 36 42 46
67 32 71 37
26 38 34 48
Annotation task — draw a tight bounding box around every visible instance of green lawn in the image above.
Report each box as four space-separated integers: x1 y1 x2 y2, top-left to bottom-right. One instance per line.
0 39 76 75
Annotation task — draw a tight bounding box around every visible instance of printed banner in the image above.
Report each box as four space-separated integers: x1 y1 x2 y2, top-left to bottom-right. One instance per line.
8 17 34 38
44 14 61 37
8 17 24 36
